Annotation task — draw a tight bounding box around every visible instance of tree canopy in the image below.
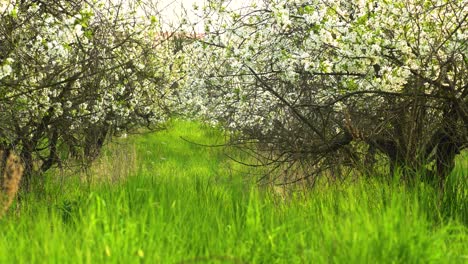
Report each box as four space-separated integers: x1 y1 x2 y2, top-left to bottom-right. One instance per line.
0 0 466 190
0 0 181 188
184 0 467 186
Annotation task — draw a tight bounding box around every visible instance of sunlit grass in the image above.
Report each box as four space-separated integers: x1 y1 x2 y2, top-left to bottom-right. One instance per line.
0 120 466 263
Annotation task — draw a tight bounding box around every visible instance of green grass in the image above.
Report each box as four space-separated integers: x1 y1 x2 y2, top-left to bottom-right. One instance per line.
0 120 466 263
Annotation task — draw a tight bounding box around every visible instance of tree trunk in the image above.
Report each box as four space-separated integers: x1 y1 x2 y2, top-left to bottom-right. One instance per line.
19 149 33 193
435 135 459 189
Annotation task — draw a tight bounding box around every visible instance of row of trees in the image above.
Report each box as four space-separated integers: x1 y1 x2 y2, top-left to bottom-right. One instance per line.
0 0 466 194
183 0 467 187
0 0 183 190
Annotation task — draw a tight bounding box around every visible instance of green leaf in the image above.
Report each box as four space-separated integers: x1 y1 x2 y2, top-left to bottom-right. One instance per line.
10 8 18 19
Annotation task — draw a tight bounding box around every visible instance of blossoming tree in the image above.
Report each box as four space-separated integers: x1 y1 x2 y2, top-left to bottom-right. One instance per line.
185 0 467 187
0 0 182 189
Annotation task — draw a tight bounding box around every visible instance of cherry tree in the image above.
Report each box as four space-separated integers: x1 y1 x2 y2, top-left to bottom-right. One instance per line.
0 0 182 189
184 0 467 187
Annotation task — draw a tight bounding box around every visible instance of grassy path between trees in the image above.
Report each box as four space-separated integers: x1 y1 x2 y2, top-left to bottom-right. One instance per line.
0 120 466 263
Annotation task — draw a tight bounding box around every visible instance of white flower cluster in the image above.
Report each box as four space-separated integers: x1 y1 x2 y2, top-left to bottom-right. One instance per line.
183 0 467 137
0 1 15 15
0 58 14 80
0 0 182 147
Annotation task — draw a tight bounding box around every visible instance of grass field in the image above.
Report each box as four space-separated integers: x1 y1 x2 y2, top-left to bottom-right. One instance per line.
0 120 466 263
